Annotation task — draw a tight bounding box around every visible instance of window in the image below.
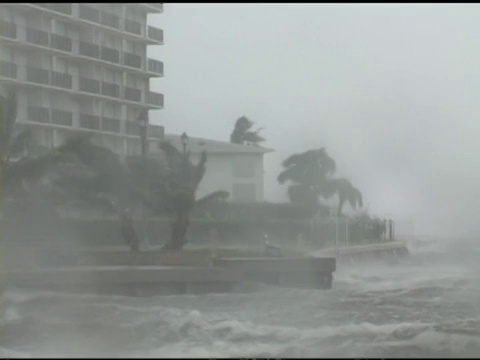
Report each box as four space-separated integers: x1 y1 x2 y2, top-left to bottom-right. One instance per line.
232 157 255 178
232 183 256 203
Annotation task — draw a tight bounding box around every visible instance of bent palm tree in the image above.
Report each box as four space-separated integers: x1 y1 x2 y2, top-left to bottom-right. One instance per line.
159 141 208 250
322 178 363 216
278 147 363 217
230 116 266 146
55 136 142 252
1 91 66 200
278 148 336 210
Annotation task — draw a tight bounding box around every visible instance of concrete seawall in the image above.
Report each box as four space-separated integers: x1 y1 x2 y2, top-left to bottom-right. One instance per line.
312 241 409 262
1 250 337 295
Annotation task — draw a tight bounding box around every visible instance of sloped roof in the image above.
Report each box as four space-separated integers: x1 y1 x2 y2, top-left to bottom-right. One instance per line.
163 134 274 155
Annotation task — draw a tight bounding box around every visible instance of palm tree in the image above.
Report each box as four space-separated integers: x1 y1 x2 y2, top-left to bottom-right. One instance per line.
277 148 336 209
158 141 229 250
55 136 228 252
54 135 142 252
278 147 363 217
321 178 363 216
230 116 265 146
0 91 66 201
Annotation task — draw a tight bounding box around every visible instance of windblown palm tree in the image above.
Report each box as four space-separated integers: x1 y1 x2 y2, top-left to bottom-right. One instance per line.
230 116 265 145
322 178 363 216
54 135 142 251
56 135 228 251
158 141 229 250
278 147 362 217
0 91 66 200
278 148 336 210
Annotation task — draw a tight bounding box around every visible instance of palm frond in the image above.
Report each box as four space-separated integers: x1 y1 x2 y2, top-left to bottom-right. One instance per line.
195 190 229 208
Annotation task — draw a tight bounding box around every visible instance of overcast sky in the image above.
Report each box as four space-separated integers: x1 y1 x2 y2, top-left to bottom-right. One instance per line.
147 3 480 237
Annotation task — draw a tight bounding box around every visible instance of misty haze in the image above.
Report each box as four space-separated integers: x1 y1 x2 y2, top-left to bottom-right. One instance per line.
2 3 480 358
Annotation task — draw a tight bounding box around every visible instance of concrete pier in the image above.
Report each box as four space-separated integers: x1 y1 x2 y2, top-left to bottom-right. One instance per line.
214 256 336 289
313 241 409 262
1 251 337 295
1 266 242 296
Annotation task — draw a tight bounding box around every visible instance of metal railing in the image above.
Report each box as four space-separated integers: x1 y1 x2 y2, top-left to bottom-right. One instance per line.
100 46 120 63
0 20 17 39
49 3 72 15
147 26 163 42
101 81 120 98
79 4 100 23
79 77 100 94
51 109 73 126
25 27 49 47
102 117 121 133
79 114 100 130
0 61 17 79
79 40 100 58
148 59 163 75
124 18 142 35
146 91 164 107
26 67 49 85
27 106 49 123
51 71 72 89
124 87 141 102
100 10 120 29
126 121 141 136
147 124 164 139
35 3 72 15
123 52 142 69
51 33 72 52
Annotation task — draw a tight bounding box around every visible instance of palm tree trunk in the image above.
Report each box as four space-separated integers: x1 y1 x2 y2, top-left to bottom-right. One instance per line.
117 209 140 252
337 196 346 217
163 212 189 251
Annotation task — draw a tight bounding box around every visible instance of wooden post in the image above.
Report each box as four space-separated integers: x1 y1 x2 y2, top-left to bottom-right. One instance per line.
335 216 339 254
346 217 349 247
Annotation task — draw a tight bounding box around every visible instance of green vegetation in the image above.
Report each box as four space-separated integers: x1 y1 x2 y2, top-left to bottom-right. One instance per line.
278 148 362 216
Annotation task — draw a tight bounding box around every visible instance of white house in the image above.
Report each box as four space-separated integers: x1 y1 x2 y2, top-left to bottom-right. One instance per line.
164 134 273 203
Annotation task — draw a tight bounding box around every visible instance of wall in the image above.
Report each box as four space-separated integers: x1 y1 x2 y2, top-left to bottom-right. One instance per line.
189 152 265 202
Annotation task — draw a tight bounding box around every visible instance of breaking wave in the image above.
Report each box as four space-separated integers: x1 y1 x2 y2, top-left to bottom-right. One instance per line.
2 237 480 358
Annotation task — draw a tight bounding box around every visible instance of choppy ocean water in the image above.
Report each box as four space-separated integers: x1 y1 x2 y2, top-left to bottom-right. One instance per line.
2 237 480 358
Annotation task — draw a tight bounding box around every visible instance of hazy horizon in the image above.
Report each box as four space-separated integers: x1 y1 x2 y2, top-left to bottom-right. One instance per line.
147 3 480 237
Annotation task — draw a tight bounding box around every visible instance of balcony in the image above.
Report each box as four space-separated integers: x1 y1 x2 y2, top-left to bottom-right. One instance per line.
136 3 164 13
51 34 72 52
79 77 100 94
123 86 142 102
34 3 72 15
101 81 120 98
124 87 142 102
0 20 17 39
79 41 100 59
100 11 120 29
100 46 119 63
26 67 49 85
79 114 100 130
124 19 142 36
102 117 121 133
51 109 73 126
50 3 72 15
148 59 163 75
123 52 142 69
126 121 141 136
25 27 49 47
147 124 164 139
0 61 17 79
51 72 72 89
79 4 100 23
147 26 163 43
146 91 164 107
27 106 49 124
